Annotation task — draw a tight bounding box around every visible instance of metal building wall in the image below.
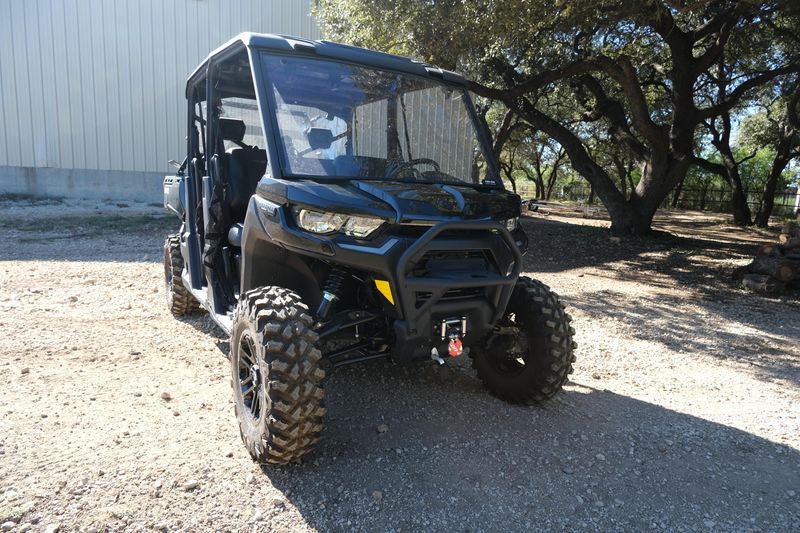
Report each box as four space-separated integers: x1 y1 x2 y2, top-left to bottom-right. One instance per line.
0 0 319 201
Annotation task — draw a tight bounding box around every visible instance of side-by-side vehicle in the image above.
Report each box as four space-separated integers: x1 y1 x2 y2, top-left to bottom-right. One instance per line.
163 33 576 464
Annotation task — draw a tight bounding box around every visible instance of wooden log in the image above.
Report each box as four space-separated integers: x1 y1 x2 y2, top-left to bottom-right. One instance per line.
779 233 792 244
756 243 781 257
781 221 799 237
783 237 800 252
747 256 800 282
741 274 785 295
731 265 748 281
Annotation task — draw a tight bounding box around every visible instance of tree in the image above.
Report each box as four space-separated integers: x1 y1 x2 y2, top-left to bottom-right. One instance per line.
499 126 566 199
317 0 800 234
739 76 800 226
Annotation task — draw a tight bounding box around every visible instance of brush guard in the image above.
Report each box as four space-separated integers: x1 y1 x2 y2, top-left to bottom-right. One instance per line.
391 220 523 362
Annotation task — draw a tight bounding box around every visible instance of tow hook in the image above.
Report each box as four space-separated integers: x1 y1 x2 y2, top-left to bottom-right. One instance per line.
448 335 463 357
439 316 466 358
430 347 445 365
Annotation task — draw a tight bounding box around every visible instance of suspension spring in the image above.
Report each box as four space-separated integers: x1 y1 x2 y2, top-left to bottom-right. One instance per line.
316 267 347 320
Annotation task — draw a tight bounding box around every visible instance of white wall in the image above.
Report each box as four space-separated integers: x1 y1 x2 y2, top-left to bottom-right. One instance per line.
0 0 319 196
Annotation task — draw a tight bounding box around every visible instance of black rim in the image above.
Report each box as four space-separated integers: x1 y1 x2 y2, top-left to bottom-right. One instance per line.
488 311 529 375
238 333 263 419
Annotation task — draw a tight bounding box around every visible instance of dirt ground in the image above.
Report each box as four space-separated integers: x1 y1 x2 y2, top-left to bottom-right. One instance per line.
0 196 798 533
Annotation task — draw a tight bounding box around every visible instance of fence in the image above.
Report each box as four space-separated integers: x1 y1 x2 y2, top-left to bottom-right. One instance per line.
515 182 800 218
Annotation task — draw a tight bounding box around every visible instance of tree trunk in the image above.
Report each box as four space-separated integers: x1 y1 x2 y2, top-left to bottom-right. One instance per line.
627 173 636 199
715 142 753 226
545 149 564 200
625 158 691 235
612 155 628 200
699 183 709 210
535 174 545 199
512 98 655 235
696 147 752 225
730 183 752 226
587 185 595 204
506 173 517 193
755 154 790 228
670 178 684 208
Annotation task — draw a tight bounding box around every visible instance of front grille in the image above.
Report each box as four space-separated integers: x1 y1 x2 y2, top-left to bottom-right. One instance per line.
412 250 491 277
416 287 484 307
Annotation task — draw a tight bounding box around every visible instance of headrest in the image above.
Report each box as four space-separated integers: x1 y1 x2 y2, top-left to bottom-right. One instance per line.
219 118 246 143
307 128 334 150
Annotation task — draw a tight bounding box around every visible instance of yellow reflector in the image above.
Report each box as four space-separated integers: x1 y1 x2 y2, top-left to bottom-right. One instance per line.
374 279 394 305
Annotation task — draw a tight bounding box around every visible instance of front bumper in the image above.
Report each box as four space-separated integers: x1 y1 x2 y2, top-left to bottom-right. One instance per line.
249 196 526 360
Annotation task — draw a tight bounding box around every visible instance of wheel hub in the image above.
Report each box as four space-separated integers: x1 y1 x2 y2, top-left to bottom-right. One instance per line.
249 364 260 388
237 334 262 419
486 320 528 374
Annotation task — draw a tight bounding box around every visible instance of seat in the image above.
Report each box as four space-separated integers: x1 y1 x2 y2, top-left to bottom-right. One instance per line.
217 117 267 221
216 117 266 245
226 147 267 221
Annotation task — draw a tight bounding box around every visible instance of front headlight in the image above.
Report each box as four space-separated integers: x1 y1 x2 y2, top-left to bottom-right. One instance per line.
295 208 384 238
505 217 519 232
296 209 347 234
342 215 385 238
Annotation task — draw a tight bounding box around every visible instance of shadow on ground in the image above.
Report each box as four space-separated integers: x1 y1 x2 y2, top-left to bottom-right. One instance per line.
566 287 800 386
524 217 752 277
259 361 799 531
522 215 800 303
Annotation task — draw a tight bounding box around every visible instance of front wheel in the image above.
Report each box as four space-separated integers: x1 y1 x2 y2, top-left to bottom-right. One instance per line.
471 277 576 404
230 287 326 464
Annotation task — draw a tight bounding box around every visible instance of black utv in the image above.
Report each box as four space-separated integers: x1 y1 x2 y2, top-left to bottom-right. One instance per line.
163 33 576 464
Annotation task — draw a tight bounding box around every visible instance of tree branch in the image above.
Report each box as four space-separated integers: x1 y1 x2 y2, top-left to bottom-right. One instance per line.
691 155 725 176
492 108 517 160
699 64 800 120
691 9 740 77
692 2 747 41
507 58 602 97
787 80 800 131
735 150 759 166
576 75 648 160
647 0 685 51
605 55 668 147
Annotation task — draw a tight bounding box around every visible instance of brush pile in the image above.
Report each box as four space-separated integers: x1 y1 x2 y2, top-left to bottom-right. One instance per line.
736 222 800 295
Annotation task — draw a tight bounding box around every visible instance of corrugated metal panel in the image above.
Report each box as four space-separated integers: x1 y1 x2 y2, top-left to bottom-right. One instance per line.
0 0 320 174
354 87 477 181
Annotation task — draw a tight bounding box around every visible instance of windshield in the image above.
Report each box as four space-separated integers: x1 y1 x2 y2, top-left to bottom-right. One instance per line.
261 54 496 185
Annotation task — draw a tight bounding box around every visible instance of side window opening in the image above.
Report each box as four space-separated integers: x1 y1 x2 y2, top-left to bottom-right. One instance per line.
219 97 263 151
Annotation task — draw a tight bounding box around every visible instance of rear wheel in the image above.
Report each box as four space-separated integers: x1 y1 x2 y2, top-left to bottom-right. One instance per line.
472 276 576 404
163 234 197 316
230 287 326 464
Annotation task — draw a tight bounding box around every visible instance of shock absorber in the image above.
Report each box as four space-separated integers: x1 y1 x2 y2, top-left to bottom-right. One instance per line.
315 267 347 320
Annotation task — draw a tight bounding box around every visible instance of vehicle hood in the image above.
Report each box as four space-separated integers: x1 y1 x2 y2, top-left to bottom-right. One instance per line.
257 178 521 223
351 181 519 222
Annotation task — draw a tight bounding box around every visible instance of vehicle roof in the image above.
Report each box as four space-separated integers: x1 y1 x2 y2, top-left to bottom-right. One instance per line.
186 32 467 91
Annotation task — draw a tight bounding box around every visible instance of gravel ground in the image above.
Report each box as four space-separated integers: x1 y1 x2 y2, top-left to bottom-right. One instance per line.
0 196 798 532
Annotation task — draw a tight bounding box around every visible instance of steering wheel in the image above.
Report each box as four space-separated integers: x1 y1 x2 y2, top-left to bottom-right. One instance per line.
386 158 442 179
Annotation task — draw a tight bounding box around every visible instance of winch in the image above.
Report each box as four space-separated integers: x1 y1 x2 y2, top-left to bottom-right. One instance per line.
431 316 467 364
